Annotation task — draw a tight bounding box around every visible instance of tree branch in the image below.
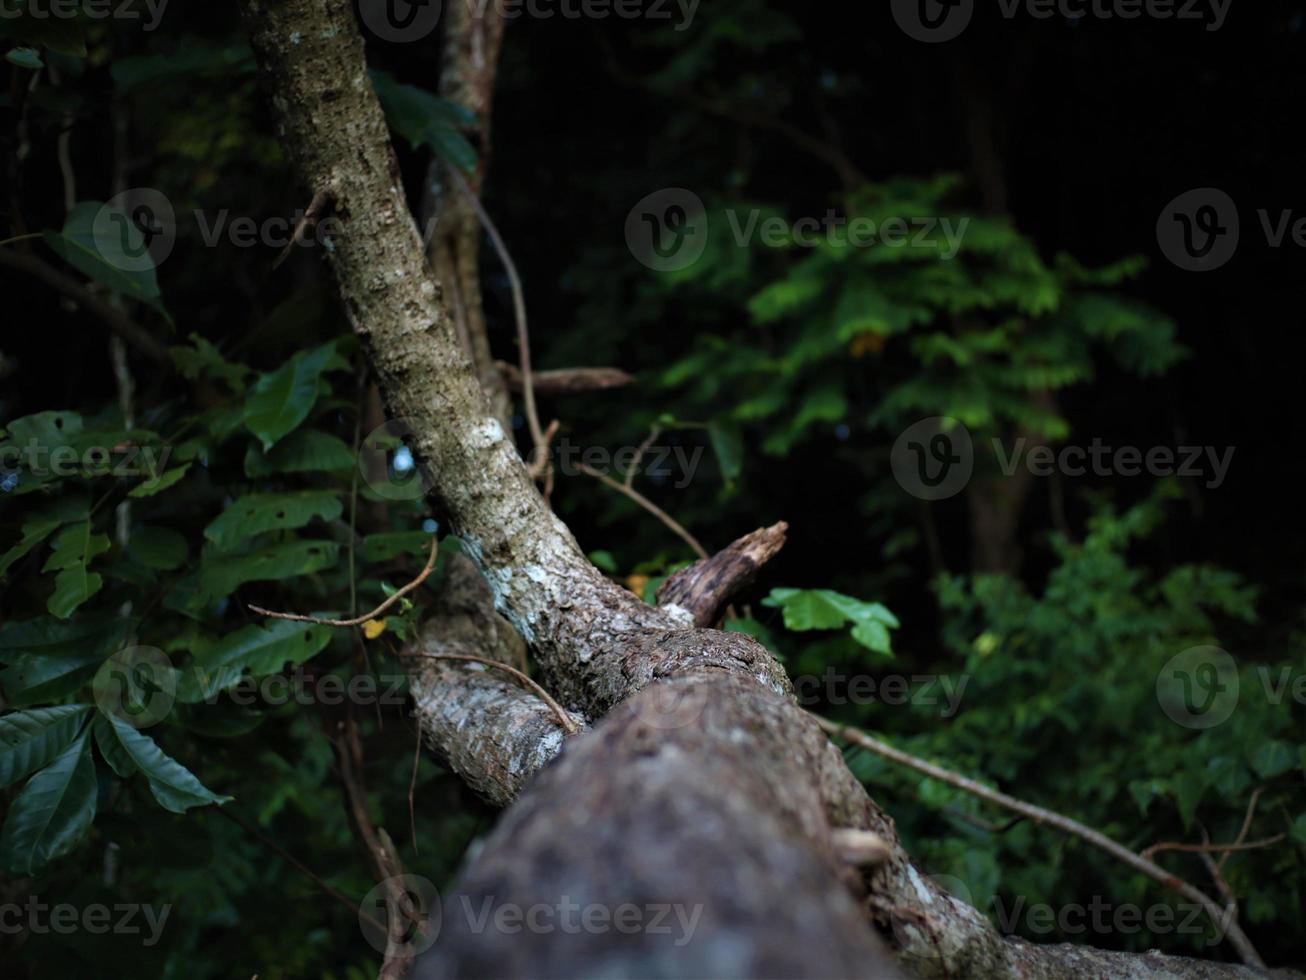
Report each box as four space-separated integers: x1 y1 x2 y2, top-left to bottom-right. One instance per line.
576 461 709 562
817 717 1270 968
0 248 169 365
496 361 635 396
250 537 438 627
656 521 788 626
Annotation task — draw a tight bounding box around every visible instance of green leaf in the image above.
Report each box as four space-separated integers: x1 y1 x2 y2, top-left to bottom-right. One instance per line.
203 491 342 550
761 588 899 656
372 70 478 172
175 664 243 705
362 531 433 563
92 713 136 778
0 614 128 706
0 732 97 875
5 46 42 69
1249 740 1295 780
175 702 265 739
127 527 188 570
41 521 110 572
192 619 333 680
0 706 92 789
851 619 893 655
127 462 191 498
243 429 355 477
170 334 251 391
243 341 348 450
42 522 110 619
707 420 744 484
2 409 84 453
198 540 340 597
0 515 62 579
97 714 230 813
42 202 165 314
1173 771 1205 829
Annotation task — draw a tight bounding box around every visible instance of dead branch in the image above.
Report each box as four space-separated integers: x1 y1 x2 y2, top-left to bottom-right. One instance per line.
250 537 438 627
656 521 788 626
817 717 1269 968
576 462 709 561
497 361 636 396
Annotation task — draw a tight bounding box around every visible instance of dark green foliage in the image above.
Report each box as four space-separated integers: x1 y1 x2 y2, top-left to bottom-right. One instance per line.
1 0 1303 975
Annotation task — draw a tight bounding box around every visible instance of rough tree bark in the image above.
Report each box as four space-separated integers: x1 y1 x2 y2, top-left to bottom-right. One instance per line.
237 3 1295 978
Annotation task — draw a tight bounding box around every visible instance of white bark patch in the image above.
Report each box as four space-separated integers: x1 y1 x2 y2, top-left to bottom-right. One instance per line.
907 864 938 908
525 728 566 774
469 418 505 449
661 603 696 626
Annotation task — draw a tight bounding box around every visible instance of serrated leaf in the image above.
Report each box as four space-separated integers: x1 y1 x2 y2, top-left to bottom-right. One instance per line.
0 732 96 874
41 522 109 572
42 522 110 619
97 714 229 813
203 491 342 549
243 342 348 450
170 334 250 391
761 588 899 656
0 706 92 789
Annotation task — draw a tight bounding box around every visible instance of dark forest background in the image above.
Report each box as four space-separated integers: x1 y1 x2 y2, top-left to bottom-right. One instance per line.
1 1 1304 977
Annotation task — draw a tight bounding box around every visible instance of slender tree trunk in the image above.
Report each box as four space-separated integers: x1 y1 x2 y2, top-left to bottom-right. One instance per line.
420 0 512 430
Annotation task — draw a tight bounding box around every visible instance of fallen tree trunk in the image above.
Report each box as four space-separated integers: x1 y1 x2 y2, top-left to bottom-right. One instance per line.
417 671 900 979
237 4 1294 977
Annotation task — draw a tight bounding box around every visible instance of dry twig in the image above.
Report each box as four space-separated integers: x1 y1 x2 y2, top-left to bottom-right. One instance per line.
817 716 1269 968
250 537 438 627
